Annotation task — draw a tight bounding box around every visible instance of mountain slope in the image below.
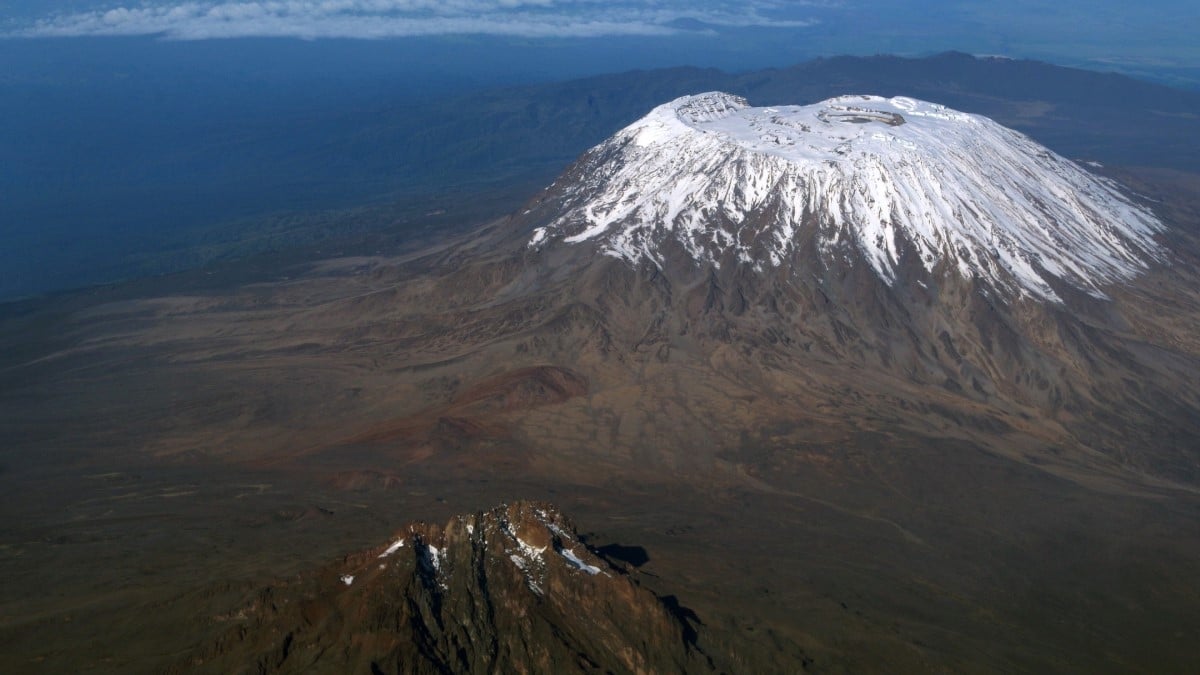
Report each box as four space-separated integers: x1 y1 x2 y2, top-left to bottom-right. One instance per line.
4 88 1200 674
176 502 709 674
8 51 1200 302
491 92 1199 484
529 92 1163 302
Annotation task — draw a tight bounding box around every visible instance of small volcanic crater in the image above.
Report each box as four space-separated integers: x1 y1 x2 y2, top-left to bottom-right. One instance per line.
451 365 589 414
332 366 588 460
817 105 906 126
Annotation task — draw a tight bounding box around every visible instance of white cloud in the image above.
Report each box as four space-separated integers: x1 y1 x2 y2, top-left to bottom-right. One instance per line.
5 1 820 40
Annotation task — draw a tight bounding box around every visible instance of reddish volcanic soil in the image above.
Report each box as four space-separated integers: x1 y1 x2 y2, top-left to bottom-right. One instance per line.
2 168 1200 673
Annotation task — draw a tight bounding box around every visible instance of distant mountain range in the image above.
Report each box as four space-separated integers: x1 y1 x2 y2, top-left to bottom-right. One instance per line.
4 51 1200 301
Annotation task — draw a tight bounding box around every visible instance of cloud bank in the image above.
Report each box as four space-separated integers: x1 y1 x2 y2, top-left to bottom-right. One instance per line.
7 1 821 40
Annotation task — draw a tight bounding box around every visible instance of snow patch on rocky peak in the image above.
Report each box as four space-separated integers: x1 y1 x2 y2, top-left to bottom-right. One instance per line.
559 548 603 575
378 537 406 558
529 92 1165 302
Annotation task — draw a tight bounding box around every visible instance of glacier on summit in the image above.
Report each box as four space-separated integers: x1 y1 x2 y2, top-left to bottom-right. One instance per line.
529 92 1165 302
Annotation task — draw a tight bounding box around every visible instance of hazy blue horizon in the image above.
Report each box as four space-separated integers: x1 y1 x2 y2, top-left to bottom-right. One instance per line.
2 1 1197 301
1 1 1197 87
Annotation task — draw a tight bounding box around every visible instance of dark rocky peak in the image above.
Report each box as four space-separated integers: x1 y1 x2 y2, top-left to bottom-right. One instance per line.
176 501 712 674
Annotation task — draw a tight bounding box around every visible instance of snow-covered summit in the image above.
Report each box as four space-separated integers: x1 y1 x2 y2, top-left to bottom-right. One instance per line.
529 92 1165 301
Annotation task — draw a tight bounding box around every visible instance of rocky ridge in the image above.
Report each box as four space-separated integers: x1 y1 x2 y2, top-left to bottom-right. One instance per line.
177 502 708 674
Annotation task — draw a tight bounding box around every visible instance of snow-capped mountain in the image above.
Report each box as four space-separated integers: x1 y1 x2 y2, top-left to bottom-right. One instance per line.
528 92 1165 302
